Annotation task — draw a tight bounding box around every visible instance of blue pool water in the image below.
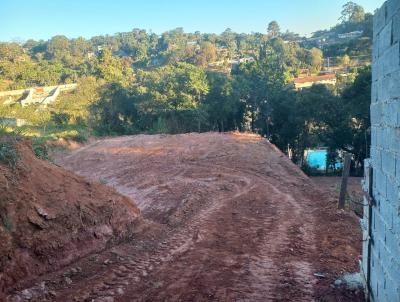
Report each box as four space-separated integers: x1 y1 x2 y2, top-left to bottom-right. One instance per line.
307 149 342 170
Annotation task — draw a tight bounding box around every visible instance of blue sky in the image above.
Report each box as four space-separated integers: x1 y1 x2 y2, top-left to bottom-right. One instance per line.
0 0 385 42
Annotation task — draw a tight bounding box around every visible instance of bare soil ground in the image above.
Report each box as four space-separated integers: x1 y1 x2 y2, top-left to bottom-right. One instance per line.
312 177 364 217
7 132 363 301
0 138 142 301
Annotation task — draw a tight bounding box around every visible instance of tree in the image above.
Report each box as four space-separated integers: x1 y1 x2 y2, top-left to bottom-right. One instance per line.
340 54 351 67
340 2 365 23
220 28 237 58
267 21 281 38
90 82 135 134
341 67 371 174
234 62 267 132
131 63 209 133
309 48 324 71
94 48 133 83
0 43 24 61
195 42 217 67
46 35 70 61
55 76 102 125
204 72 242 131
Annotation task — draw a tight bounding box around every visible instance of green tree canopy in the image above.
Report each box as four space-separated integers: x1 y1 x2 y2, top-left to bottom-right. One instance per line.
267 21 281 37
340 1 365 23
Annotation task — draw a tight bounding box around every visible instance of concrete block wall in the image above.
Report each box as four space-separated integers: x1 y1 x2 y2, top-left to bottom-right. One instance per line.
363 0 400 301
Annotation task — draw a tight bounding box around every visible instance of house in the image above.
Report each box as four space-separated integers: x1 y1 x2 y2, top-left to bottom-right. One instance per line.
338 31 363 39
292 74 337 90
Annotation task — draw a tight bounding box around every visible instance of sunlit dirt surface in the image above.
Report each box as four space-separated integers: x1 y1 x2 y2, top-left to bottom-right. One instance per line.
9 132 362 301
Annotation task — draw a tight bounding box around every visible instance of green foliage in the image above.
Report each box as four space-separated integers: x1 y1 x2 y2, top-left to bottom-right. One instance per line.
267 21 281 38
95 49 133 83
204 72 242 131
90 82 135 135
31 138 50 160
195 42 217 67
0 139 19 168
340 1 365 23
51 112 70 125
90 62 212 135
54 76 102 125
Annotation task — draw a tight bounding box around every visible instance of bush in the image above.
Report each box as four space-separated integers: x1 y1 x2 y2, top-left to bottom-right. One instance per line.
32 138 49 160
61 129 89 143
51 112 71 125
0 139 19 168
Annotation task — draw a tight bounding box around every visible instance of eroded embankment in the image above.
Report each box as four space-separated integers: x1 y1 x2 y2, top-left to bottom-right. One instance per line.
0 137 142 299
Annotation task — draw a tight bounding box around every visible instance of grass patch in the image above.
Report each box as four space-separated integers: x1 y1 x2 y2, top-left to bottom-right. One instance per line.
0 139 19 169
32 138 50 160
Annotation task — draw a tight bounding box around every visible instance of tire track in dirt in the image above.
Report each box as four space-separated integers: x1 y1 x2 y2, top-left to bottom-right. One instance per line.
19 132 360 302
56 170 315 301
59 166 256 301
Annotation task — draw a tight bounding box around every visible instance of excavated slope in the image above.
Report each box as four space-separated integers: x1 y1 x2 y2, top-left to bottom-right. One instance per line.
50 132 362 302
0 138 141 297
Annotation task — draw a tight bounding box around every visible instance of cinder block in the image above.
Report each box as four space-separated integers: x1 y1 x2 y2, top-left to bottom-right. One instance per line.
377 127 395 151
374 3 387 36
383 274 400 302
387 0 400 21
380 197 395 231
382 150 396 177
371 127 377 147
374 208 388 238
396 156 400 179
371 81 379 103
376 77 389 103
385 268 400 301
382 101 400 127
371 146 381 168
373 36 380 62
371 103 383 126
370 251 380 297
387 70 400 101
382 43 400 77
375 61 400 103
372 61 379 82
376 126 385 147
393 10 400 44
371 249 387 293
388 127 400 151
386 177 398 203
390 101 400 127
393 202 400 228
378 21 394 57
368 2 400 300
374 168 387 198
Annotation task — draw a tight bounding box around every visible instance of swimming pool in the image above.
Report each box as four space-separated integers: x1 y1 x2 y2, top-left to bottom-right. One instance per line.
306 149 342 170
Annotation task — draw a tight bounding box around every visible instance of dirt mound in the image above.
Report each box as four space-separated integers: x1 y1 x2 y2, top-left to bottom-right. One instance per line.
49 132 362 302
0 138 141 297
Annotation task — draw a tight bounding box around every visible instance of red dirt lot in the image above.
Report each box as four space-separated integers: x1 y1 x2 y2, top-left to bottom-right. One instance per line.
6 132 363 301
312 177 364 217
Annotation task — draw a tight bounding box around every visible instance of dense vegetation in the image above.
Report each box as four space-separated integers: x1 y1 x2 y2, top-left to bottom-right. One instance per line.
0 2 371 175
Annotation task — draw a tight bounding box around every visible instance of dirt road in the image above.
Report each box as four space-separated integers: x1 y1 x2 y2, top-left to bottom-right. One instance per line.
11 133 362 301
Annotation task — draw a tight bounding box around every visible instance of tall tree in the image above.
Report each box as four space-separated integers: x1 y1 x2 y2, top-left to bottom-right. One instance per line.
267 21 281 38
340 2 365 23
204 72 242 132
195 42 217 67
